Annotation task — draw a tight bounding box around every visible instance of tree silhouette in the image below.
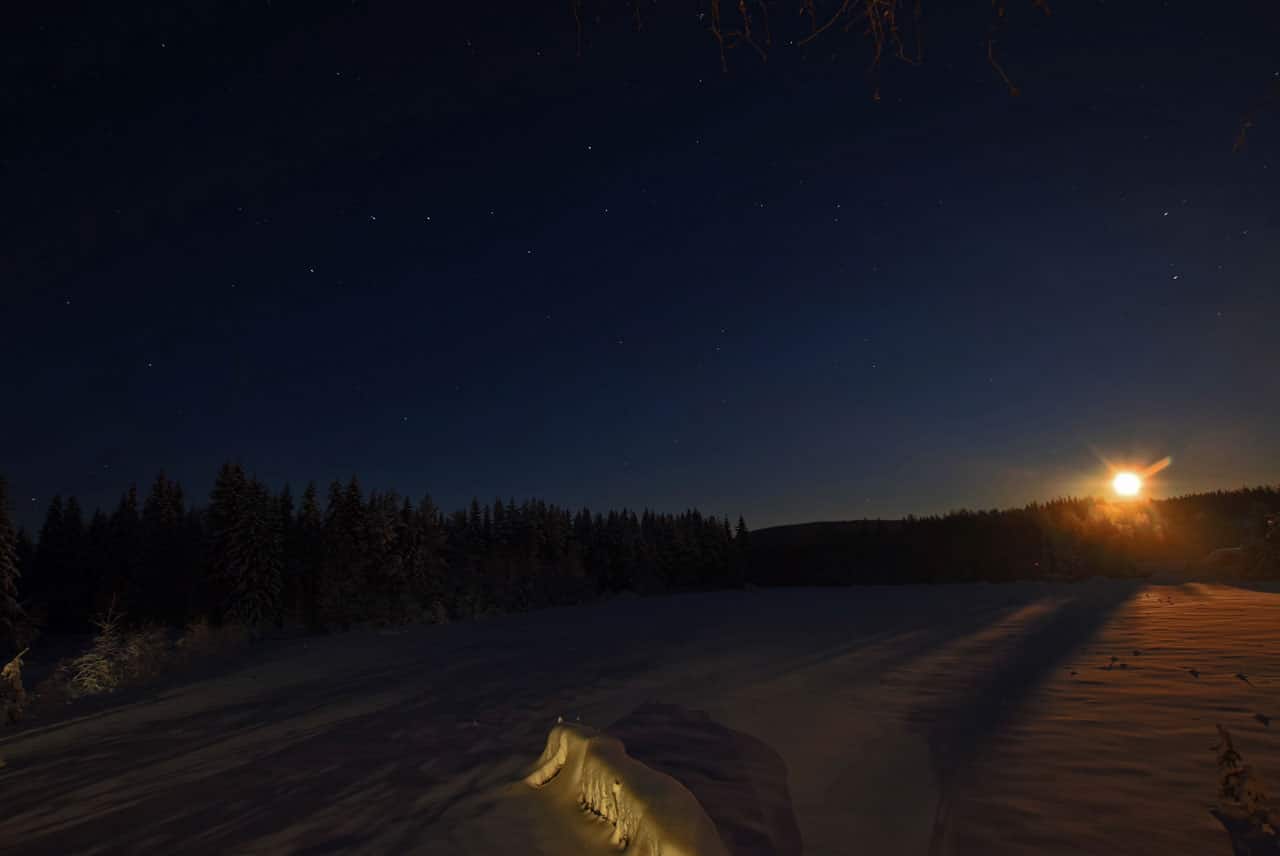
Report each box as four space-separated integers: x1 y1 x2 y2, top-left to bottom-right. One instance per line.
207 464 284 631
0 477 24 650
294 482 324 632
139 472 188 624
15 459 1279 639
567 1 1270 143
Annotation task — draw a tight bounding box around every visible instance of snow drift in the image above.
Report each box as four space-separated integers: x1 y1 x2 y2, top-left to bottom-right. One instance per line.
524 718 729 856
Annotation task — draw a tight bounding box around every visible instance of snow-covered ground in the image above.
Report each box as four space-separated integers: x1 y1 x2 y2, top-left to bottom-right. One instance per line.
3 580 1278 854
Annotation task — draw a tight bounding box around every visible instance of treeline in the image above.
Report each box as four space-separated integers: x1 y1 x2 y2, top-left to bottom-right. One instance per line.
3 469 1278 652
0 465 748 640
745 489 1280 586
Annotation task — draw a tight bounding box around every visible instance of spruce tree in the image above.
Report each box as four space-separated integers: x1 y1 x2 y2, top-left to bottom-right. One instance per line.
405 495 446 618
14 529 33 589
59 496 89 628
364 491 404 622
207 463 249 622
33 495 64 608
106 486 142 611
227 478 283 632
277 484 297 625
318 477 366 629
140 473 186 623
296 482 324 631
34 495 92 630
0 477 24 649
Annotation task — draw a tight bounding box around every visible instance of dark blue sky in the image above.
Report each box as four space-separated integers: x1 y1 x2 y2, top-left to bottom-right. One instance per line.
4 1 1278 531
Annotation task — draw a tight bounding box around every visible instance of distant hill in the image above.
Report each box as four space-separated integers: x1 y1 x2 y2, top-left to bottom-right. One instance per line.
747 487 1280 586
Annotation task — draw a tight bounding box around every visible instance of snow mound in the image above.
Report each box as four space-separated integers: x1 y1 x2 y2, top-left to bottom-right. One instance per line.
524 719 729 856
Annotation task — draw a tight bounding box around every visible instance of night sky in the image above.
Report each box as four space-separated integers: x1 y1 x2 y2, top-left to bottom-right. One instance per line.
4 1 1279 532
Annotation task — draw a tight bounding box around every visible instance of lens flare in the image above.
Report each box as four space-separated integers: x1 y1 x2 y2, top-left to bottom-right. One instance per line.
1113 472 1142 497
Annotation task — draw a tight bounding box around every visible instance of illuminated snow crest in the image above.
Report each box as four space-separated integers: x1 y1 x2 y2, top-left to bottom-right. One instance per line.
524 719 729 856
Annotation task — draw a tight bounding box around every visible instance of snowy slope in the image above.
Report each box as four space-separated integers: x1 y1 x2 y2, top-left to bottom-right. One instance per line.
2 581 1277 854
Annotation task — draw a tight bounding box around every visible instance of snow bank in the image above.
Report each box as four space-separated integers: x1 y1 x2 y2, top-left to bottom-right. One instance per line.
524 719 729 856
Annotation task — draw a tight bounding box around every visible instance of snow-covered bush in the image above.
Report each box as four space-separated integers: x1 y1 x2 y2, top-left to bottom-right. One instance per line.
1211 725 1280 855
66 602 169 698
1 647 28 723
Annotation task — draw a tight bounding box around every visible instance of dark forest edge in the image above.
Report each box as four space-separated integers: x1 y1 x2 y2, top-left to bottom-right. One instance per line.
0 468 1279 721
748 488 1280 586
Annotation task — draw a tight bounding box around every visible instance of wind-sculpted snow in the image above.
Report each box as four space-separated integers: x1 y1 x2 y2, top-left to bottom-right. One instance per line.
10 583 1280 855
525 719 729 856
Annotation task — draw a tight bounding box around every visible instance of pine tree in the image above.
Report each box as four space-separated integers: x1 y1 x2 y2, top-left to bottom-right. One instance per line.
364 491 404 623
204 466 285 632
277 484 297 625
139 473 188 623
0 477 25 649
59 496 91 627
33 495 64 608
105 486 141 612
733 515 751 586
296 482 324 631
34 495 92 630
412 494 448 616
226 478 283 632
207 463 248 615
318 477 366 629
468 498 484 546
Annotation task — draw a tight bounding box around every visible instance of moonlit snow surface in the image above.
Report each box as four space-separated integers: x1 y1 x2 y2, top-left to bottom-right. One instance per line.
3 581 1280 854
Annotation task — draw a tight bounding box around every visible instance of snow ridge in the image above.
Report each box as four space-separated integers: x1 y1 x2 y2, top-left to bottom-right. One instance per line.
524 719 729 856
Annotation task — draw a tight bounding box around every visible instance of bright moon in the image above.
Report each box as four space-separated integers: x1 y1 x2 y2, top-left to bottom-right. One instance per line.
1113 472 1142 497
